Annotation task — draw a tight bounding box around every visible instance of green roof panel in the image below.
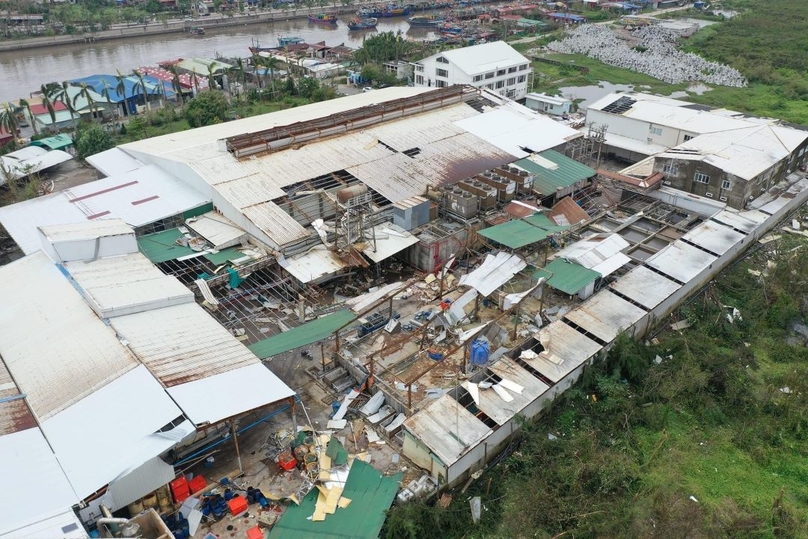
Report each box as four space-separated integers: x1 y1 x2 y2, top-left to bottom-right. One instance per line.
248 309 356 359
203 247 246 266
516 150 596 197
523 212 570 233
478 219 551 249
269 460 402 539
30 134 73 151
137 229 197 264
533 258 600 295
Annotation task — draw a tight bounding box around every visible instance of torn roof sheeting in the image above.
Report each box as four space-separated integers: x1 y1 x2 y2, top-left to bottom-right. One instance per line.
564 290 648 343
460 252 527 297
520 320 602 383
402 394 491 467
533 258 600 296
278 247 348 284
361 223 420 263
185 212 247 250
475 358 549 425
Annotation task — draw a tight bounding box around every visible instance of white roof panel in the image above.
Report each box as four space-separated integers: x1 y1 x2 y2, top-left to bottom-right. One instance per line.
0 190 86 255
520 320 602 383
602 131 668 156
185 212 247 250
167 363 295 425
590 252 631 277
65 253 194 318
460 252 526 297
362 224 419 263
1 509 87 539
110 302 261 389
86 147 143 177
555 234 630 269
0 428 79 538
609 265 681 311
476 358 550 425
682 220 746 256
278 246 347 284
0 252 138 420
242 201 311 247
41 365 184 498
564 290 647 343
645 241 717 284
455 104 580 159
39 218 133 242
403 394 491 467
426 41 528 76
711 209 765 234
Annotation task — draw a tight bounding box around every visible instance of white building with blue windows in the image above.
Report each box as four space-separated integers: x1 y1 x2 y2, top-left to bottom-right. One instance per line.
413 41 532 100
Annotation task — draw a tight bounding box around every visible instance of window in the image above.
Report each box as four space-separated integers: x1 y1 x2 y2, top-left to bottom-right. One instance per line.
721 180 731 190
517 75 526 83
415 75 424 85
694 172 710 184
683 134 694 142
495 80 504 89
436 68 448 78
436 56 449 64
650 127 663 136
416 64 424 72
484 71 495 80
486 84 493 90
506 89 515 98
663 163 678 175
507 77 516 86
473 74 483 82
519 64 528 71
508 66 517 73
497 69 506 76
436 80 447 88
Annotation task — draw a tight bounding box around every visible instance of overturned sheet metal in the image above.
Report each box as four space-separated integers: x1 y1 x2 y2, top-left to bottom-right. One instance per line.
459 252 526 297
360 224 419 263
278 247 348 284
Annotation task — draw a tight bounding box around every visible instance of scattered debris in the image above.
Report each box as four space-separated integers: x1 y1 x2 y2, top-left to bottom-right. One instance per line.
671 320 692 331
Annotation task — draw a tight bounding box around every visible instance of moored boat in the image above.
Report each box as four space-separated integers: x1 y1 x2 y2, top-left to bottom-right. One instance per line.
357 5 414 18
278 36 305 46
407 14 444 26
308 13 338 24
347 17 379 30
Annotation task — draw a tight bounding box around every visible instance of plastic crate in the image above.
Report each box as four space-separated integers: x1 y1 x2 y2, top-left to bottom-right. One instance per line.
170 477 191 503
227 495 248 516
188 475 207 494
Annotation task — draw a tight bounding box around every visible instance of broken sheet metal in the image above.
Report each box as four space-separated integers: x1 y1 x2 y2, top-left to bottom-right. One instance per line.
278 247 348 284
360 224 419 263
347 282 406 314
459 252 527 297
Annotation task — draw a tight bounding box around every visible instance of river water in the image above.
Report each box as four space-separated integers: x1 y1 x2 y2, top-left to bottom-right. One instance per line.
0 17 436 103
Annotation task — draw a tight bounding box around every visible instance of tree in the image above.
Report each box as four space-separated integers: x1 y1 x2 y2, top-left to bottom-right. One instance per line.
168 65 185 105
73 82 100 121
18 98 37 136
75 124 114 160
132 70 151 112
115 70 129 115
184 89 228 127
0 104 19 148
297 76 319 99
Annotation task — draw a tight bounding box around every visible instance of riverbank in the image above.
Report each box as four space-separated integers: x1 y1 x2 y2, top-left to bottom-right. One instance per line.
0 2 381 53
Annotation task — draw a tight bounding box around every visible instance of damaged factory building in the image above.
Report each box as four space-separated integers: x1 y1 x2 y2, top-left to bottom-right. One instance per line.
2 84 808 538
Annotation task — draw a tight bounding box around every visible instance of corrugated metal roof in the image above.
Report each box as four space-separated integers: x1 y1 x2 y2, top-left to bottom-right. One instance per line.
167 363 296 425
362 224 419 263
0 360 36 436
645 241 717 284
248 309 356 359
85 147 143 176
65 253 194 318
41 364 185 498
402 394 491 467
711 209 765 234
39 218 132 242
478 219 550 249
459 252 526 297
514 150 596 196
0 148 72 185
533 258 600 295
0 252 138 420
609 265 681 311
101 456 175 512
137 228 199 263
564 290 647 343
242 201 312 246
278 247 347 283
0 428 80 538
185 211 247 250
110 302 259 387
681 220 746 256
590 252 632 278
454 104 581 159
475 358 549 425
421 41 529 76
520 320 602 383
548 196 590 226
554 233 630 271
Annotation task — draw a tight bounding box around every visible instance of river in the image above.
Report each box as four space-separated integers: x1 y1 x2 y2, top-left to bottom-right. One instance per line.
0 17 436 103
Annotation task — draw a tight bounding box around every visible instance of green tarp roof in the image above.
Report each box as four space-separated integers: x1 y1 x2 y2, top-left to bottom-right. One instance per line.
479 212 570 249
138 229 198 264
516 150 596 197
203 247 246 266
268 460 402 539
30 134 73 150
533 258 600 295
249 309 356 359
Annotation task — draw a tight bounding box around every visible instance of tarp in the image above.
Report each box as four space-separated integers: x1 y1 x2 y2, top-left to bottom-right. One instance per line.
268 460 402 539
248 309 355 359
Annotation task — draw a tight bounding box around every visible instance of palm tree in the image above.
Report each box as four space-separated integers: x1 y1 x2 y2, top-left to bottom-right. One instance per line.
230 57 247 98
18 98 37 136
264 56 282 98
73 82 100 122
0 103 19 147
131 70 151 112
115 70 129 116
191 69 202 95
207 61 218 90
39 84 58 127
168 65 185 105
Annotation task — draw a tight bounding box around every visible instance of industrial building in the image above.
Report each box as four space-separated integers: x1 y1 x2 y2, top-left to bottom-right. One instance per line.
1 84 807 534
412 41 532 100
585 92 808 208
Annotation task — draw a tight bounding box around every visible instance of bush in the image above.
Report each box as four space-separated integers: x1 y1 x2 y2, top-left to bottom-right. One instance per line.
184 90 229 128
75 124 114 160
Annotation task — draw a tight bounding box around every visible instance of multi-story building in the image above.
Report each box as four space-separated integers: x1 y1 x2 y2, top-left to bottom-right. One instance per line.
412 41 532 100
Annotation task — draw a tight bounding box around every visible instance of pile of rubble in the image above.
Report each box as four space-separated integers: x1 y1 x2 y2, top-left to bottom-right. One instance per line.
548 24 747 87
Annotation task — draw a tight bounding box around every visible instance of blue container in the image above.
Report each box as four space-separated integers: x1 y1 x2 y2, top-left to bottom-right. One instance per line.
470 339 490 366
224 488 234 501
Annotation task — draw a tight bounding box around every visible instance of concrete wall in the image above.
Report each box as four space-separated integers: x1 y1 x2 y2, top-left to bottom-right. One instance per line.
414 56 531 100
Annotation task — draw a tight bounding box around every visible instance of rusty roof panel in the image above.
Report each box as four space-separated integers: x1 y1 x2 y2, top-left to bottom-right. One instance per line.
110 303 259 387
0 358 36 436
242 201 312 247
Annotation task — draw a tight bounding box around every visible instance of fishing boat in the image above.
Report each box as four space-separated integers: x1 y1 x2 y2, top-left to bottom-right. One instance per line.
407 14 444 26
188 26 205 35
277 36 304 46
347 17 378 30
357 5 413 18
308 13 338 24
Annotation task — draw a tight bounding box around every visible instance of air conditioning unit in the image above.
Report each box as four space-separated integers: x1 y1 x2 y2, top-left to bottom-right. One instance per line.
719 196 727 202
705 192 714 198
